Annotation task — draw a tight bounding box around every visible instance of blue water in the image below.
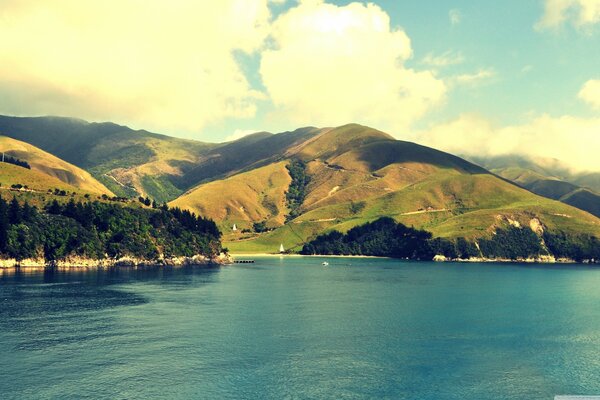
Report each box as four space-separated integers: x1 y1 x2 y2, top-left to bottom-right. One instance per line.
2 258 600 399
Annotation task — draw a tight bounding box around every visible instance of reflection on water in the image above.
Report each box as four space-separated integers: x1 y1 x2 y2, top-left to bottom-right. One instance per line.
2 259 600 399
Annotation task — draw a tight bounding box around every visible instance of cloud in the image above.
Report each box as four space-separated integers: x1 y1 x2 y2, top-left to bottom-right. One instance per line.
412 114 600 172
579 79 600 109
259 0 446 132
422 51 465 68
449 9 462 25
451 69 496 86
536 0 600 29
225 129 260 141
0 0 273 135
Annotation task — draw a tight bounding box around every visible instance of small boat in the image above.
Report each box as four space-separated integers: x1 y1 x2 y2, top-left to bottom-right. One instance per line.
322 261 329 266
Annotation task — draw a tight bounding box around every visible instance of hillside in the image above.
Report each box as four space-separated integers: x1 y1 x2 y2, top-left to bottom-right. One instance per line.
0 136 112 195
171 161 291 229
0 115 215 202
0 116 327 203
468 155 600 218
167 124 600 253
0 162 97 209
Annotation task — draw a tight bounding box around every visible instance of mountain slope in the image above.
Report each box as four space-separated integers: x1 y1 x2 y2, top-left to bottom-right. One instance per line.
0 116 327 203
0 162 83 197
0 115 216 202
468 154 600 218
0 136 113 195
171 161 291 228
168 124 600 253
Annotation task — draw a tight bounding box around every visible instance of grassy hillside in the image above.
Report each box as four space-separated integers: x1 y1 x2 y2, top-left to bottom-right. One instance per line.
0 115 215 202
0 116 327 203
0 136 113 195
174 127 325 188
226 170 600 253
0 162 103 209
469 155 600 218
164 124 600 253
170 161 292 232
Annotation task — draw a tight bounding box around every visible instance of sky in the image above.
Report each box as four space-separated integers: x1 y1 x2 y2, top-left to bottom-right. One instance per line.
0 0 599 170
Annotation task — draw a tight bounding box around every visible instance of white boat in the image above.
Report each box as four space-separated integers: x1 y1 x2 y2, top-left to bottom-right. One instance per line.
279 244 285 253
322 261 329 266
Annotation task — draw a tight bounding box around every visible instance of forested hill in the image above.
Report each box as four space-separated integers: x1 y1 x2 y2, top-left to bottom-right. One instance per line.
0 197 223 265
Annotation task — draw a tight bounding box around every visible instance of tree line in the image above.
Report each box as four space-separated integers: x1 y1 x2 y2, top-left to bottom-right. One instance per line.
0 197 222 262
285 159 310 222
300 217 600 262
1 155 31 169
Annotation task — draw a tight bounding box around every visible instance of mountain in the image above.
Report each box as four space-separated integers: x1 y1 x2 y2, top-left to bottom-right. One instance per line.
170 124 600 253
174 127 326 188
2 116 598 254
0 136 112 195
0 115 216 202
0 116 327 203
0 162 83 199
468 155 600 218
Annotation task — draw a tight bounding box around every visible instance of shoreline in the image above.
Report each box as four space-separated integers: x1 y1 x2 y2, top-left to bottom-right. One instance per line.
0 254 232 270
230 253 596 264
230 253 389 259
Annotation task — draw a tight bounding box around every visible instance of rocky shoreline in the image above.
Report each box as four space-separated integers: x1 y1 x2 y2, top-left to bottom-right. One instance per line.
432 255 598 264
0 253 233 269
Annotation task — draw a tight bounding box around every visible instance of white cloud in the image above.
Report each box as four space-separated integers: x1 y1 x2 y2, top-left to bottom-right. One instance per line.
449 9 462 25
536 0 600 29
413 114 600 172
452 69 496 86
259 0 446 132
422 51 465 67
579 79 600 109
225 129 260 141
0 0 273 135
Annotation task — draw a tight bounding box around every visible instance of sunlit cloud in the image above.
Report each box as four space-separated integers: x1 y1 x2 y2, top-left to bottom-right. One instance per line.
259 0 446 133
411 113 600 172
451 69 496 86
536 0 600 29
0 0 273 135
422 51 465 68
579 79 600 109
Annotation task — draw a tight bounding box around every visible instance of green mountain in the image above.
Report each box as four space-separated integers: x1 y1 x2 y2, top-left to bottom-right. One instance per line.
0 116 326 203
170 124 600 253
468 155 600 218
2 116 598 255
0 115 215 202
0 135 113 195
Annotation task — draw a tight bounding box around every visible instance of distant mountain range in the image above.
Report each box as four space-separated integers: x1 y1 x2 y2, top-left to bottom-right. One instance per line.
467 155 600 218
0 115 598 253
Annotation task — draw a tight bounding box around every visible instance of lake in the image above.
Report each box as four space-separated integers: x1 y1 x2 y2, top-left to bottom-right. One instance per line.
2 257 600 399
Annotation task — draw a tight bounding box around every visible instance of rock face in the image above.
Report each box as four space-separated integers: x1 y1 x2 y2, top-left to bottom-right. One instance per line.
0 253 232 268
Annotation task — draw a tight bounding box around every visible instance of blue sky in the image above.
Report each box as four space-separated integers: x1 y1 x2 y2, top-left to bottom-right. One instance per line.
0 0 599 169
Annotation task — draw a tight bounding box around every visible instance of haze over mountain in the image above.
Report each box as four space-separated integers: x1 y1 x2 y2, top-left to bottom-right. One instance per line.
468 154 600 218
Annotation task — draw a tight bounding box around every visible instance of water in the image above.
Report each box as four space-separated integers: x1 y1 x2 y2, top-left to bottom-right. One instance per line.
2 258 600 399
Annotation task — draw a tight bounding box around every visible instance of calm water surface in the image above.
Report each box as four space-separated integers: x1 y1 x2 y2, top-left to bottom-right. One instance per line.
2 257 600 399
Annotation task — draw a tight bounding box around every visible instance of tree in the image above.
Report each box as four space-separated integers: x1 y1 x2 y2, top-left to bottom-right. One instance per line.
253 221 268 233
8 197 21 224
0 197 8 252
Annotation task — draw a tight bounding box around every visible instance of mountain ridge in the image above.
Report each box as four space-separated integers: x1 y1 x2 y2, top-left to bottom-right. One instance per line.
0 115 598 255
